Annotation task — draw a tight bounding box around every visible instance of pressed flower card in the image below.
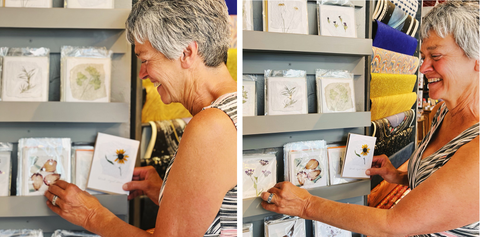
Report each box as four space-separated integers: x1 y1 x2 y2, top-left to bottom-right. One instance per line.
316 76 356 113
288 149 328 189
242 80 256 116
264 0 308 34
318 5 356 38
87 133 139 195
2 56 49 101
243 154 277 199
341 133 376 178
266 77 307 115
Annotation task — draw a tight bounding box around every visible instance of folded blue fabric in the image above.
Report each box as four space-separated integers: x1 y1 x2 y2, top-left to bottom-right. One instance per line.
373 20 418 56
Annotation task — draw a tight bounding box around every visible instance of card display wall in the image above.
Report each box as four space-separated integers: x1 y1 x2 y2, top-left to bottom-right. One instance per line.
0 0 133 235
243 1 373 236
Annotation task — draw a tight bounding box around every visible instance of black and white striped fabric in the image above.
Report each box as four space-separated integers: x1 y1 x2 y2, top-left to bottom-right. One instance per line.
408 103 479 236
158 92 237 236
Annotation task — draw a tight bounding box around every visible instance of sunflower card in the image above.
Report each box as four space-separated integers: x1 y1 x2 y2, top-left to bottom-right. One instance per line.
341 133 376 179
87 133 139 195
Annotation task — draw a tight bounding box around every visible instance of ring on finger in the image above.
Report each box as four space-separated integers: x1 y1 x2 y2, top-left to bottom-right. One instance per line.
267 193 274 204
52 195 58 206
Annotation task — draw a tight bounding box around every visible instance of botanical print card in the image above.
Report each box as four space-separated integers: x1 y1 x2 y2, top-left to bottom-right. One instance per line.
243 0 254 31
264 0 308 34
74 148 103 195
318 4 356 38
5 0 52 7
288 149 328 189
242 80 256 116
2 56 49 102
317 77 356 113
313 221 352 237
341 133 376 179
327 146 358 185
266 77 307 115
62 57 111 102
243 154 277 199
0 151 11 196
65 0 113 8
265 216 306 237
87 133 139 195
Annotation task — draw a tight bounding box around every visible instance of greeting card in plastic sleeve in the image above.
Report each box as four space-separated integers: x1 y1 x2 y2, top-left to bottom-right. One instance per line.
243 153 277 199
316 69 355 113
72 146 103 195
317 4 356 38
243 223 253 237
313 221 352 237
264 215 306 237
51 230 100 237
0 142 12 196
243 75 257 116
265 69 308 115
263 0 309 34
0 229 43 237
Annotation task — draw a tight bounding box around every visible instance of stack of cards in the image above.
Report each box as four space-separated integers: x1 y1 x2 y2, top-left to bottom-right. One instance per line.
316 69 356 113
243 153 277 199
72 146 103 195
341 133 377 178
264 215 306 237
0 142 12 196
265 70 308 115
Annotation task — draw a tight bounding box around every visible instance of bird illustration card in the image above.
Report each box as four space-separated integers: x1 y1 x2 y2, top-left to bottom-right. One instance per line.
318 4 356 38
266 77 307 115
87 133 139 195
65 0 113 9
0 151 11 196
341 133 376 179
264 0 308 34
264 216 306 237
2 56 49 102
288 149 328 189
243 154 277 199
61 57 111 102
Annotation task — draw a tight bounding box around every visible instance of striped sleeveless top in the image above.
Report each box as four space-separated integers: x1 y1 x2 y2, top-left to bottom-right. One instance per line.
408 103 479 236
158 92 237 236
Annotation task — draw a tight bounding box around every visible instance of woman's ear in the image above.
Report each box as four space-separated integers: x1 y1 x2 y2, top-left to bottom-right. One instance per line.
180 41 198 69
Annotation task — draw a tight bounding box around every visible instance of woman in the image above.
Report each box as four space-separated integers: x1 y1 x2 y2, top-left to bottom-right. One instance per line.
44 1 237 236
261 2 479 236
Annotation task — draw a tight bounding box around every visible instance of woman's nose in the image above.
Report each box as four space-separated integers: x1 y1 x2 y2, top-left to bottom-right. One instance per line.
138 64 149 80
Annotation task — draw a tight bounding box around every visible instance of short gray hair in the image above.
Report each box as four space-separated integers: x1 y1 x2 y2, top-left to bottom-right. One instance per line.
126 0 230 67
420 1 479 60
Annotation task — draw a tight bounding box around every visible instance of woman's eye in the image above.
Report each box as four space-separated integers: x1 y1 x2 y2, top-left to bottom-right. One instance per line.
431 55 441 59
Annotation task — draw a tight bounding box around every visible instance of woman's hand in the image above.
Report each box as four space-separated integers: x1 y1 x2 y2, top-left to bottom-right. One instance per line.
260 181 313 219
366 154 407 185
122 166 163 205
45 180 107 230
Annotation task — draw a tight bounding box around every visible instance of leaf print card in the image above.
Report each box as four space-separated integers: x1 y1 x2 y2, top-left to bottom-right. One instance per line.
318 4 356 38
0 151 11 196
265 216 306 237
2 56 49 101
87 133 139 195
62 57 111 102
242 80 256 116
264 0 308 34
327 146 358 185
317 77 356 113
243 153 277 199
266 77 307 115
65 0 113 9
313 221 352 237
288 149 328 189
341 133 376 179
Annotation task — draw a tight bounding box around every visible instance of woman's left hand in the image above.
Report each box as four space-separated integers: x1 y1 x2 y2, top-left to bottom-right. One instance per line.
44 180 106 230
260 181 313 218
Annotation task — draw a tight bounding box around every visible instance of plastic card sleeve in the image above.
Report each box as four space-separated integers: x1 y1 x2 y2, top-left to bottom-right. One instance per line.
0 47 8 101
72 146 104 195
264 69 308 116
0 142 13 196
315 69 355 113
264 215 306 237
0 229 44 237
64 0 113 9
51 230 100 237
317 4 356 38
243 75 257 116
326 145 358 185
243 153 277 199
243 0 254 31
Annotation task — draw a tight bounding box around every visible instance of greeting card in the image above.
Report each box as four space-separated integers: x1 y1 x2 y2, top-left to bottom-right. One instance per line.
65 0 113 8
313 221 352 237
0 151 11 196
341 133 376 178
264 0 308 34
242 80 256 116
265 215 306 237
243 223 253 237
5 0 52 7
73 147 103 195
318 5 356 38
327 146 358 185
2 56 49 101
288 149 328 189
316 76 356 113
87 133 139 195
243 0 254 31
266 76 308 115
243 154 277 199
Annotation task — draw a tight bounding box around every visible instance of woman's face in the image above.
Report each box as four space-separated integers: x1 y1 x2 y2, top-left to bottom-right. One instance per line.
420 31 478 102
135 40 183 105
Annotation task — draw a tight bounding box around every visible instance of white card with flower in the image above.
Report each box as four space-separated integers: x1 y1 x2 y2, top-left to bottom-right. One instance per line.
318 4 357 38
313 221 352 237
264 0 309 34
242 80 256 116
266 76 307 115
243 154 277 199
2 56 49 101
341 133 376 178
317 76 356 113
288 149 328 189
87 133 139 195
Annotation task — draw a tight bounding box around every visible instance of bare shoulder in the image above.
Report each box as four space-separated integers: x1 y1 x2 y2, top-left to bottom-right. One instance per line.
452 135 479 163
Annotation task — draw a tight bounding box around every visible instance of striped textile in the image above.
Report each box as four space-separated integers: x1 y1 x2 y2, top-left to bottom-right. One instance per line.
408 103 479 237
158 92 238 236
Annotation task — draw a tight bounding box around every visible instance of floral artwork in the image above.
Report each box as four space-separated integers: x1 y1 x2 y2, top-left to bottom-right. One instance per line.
341 133 377 179
267 77 307 115
0 151 11 196
265 217 306 237
288 149 328 189
317 77 356 113
4 0 52 7
314 221 352 237
243 154 276 199
88 133 139 195
264 0 308 34
327 146 358 185
318 5 356 38
242 80 256 116
63 57 110 102
65 0 113 8
2 56 49 101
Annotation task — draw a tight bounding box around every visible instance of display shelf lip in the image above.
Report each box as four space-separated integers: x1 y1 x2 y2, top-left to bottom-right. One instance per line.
243 180 370 217
243 31 372 56
243 112 371 135
0 101 129 123
0 8 130 29
307 0 365 8
0 194 128 217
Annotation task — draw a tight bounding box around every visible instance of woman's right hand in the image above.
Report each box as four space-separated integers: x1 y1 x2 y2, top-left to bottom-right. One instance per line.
122 166 163 205
366 154 405 184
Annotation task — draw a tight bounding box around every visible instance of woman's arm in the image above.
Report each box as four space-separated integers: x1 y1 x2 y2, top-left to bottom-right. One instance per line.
262 136 479 236
151 108 237 237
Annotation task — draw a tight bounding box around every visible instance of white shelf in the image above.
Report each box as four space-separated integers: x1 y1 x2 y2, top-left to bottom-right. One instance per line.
0 102 129 123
